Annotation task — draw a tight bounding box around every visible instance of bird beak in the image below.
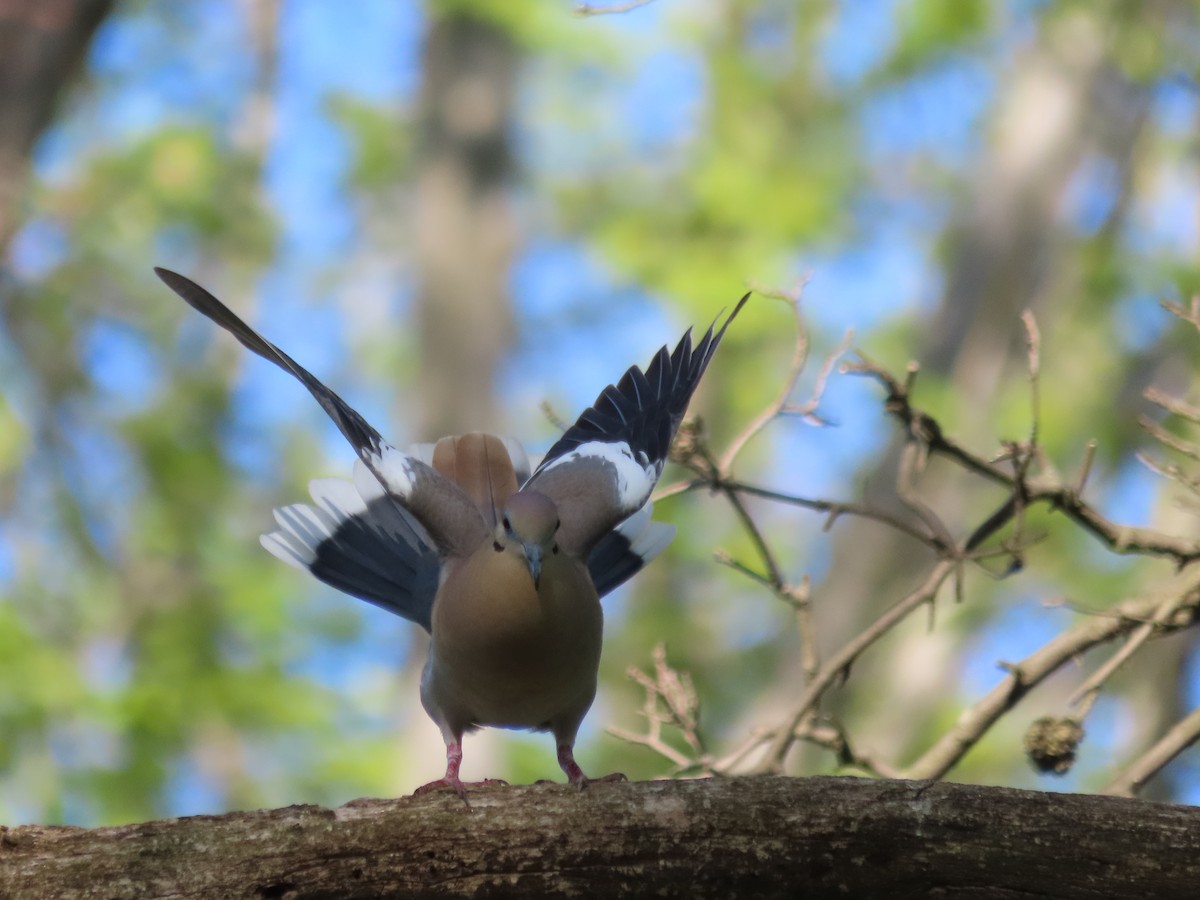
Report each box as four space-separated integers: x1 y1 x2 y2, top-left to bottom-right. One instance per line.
524 544 543 589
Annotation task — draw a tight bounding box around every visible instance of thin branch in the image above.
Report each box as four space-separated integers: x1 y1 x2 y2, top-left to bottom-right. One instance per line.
656 468 960 557
902 582 1200 781
844 355 1200 566
1074 440 1097 494
1137 451 1200 495
608 644 708 773
754 558 960 774
710 726 775 773
718 285 813 471
1067 588 1193 707
1140 415 1200 462
1021 309 1041 448
715 284 850 471
1160 296 1200 332
715 549 819 684
1145 385 1200 423
781 327 854 426
539 399 570 433
720 483 786 589
1102 705 1200 798
574 0 654 15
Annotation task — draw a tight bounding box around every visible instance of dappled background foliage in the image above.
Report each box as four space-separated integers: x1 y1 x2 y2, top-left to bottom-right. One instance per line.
2 0 1199 826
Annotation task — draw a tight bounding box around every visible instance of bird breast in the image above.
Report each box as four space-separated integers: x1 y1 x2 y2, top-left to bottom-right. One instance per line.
428 546 603 729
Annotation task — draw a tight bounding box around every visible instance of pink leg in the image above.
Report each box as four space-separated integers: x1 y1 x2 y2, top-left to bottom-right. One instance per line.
413 741 507 801
557 742 627 789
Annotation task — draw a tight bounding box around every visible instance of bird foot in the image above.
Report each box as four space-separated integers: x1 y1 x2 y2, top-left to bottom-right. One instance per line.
413 777 508 800
570 771 628 790
557 741 627 789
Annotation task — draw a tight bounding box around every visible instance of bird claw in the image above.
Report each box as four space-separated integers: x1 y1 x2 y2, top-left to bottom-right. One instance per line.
570 771 628 790
415 777 508 801
413 777 508 801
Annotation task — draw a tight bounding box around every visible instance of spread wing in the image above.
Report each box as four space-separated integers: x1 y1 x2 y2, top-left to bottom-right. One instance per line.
157 267 489 560
524 293 748 558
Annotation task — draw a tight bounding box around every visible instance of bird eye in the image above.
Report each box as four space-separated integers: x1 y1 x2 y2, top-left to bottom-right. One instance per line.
552 544 559 555
502 516 511 531
554 518 561 532
493 541 503 553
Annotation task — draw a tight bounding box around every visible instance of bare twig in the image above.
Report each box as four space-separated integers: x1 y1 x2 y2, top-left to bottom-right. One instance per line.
720 484 786 589
784 327 854 426
903 581 1200 781
844 355 1200 566
1160 296 1200 332
718 285 845 471
608 644 708 773
1137 452 1200 496
1102 705 1200 797
670 479 952 552
1074 440 1097 494
574 0 654 15
539 400 570 433
754 558 960 774
1140 415 1200 463
1067 589 1194 707
1022 309 1041 448
1145 385 1200 423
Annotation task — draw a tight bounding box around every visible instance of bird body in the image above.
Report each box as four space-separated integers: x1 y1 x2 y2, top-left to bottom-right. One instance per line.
156 266 745 797
426 533 603 734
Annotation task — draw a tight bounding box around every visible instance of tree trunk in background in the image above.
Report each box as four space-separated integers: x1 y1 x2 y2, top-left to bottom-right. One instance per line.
0 0 114 254
414 12 517 438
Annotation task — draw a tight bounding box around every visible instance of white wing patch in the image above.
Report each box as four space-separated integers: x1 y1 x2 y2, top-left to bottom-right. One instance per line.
353 458 386 503
260 529 312 570
539 440 659 509
309 476 367 521
615 500 676 564
362 442 416 498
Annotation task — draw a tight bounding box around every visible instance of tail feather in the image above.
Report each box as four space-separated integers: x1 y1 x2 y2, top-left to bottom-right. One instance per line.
260 474 440 631
586 500 676 597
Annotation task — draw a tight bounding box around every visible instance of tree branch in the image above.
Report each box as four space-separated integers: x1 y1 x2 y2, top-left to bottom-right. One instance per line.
844 355 1200 566
5 777 1200 899
1103 705 1200 798
902 582 1200 781
754 558 960 773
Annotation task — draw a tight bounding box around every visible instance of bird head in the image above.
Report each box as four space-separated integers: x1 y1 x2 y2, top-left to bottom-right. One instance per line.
498 491 561 588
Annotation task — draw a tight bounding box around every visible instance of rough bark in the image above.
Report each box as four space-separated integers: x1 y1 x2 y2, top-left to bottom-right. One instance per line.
3 776 1199 899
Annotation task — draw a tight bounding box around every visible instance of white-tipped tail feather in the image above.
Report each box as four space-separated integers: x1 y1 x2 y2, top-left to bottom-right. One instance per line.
260 469 441 631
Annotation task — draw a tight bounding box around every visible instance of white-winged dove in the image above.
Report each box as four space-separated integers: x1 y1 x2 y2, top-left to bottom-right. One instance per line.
156 267 746 797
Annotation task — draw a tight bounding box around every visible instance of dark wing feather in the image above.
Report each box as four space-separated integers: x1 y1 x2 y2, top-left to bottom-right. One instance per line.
158 267 489 559
263 474 440 631
531 293 748 481
524 294 747 557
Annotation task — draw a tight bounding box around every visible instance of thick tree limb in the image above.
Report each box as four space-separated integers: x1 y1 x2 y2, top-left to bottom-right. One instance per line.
5 776 1199 899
